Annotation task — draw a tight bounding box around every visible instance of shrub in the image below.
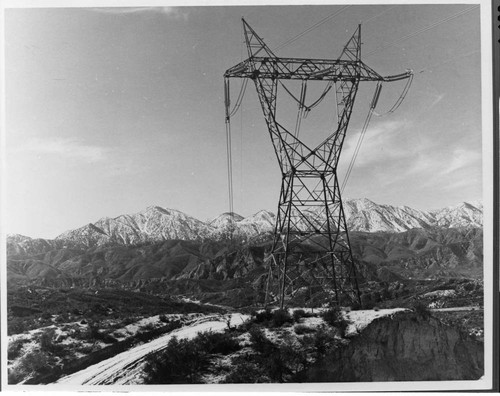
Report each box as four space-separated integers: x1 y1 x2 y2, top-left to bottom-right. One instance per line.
321 307 349 336
159 314 169 323
143 336 210 384
195 331 241 355
223 361 267 383
8 338 28 360
294 324 315 335
253 309 274 324
271 309 293 327
413 301 432 319
249 327 276 355
302 327 337 357
140 322 156 332
39 330 55 352
18 350 52 376
41 312 52 320
292 309 306 322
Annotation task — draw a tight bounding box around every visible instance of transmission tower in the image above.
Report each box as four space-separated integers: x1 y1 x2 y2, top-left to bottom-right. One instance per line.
224 19 412 309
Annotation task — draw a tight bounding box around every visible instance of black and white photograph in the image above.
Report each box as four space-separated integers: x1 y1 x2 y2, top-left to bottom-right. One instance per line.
1 0 495 391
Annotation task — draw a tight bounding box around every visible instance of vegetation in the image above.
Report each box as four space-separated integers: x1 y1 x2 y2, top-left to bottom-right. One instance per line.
8 318 183 384
144 330 242 384
321 307 348 336
7 285 223 335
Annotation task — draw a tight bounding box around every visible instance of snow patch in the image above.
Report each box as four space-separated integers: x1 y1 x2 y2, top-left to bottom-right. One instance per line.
344 308 408 337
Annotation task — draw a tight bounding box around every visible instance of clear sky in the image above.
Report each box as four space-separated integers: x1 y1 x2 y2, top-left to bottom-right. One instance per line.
3 2 484 238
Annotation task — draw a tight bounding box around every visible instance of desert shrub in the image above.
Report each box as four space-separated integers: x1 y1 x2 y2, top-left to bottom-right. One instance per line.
321 307 348 336
159 314 169 323
265 349 289 382
413 301 432 319
8 338 28 360
7 317 30 335
140 322 156 332
39 330 55 351
122 317 136 325
277 343 309 381
253 309 274 324
223 360 267 383
292 309 306 322
18 350 52 377
88 322 101 341
302 327 337 357
40 311 52 320
294 324 315 335
75 343 95 354
195 331 241 355
249 327 276 355
143 336 210 384
271 309 293 327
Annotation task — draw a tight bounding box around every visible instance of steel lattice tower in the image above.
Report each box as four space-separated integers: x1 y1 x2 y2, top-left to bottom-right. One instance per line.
224 19 412 308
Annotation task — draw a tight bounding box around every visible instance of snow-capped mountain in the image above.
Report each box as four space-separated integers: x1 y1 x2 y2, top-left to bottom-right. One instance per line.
431 202 483 228
343 199 483 233
37 199 483 248
344 198 436 233
56 206 213 247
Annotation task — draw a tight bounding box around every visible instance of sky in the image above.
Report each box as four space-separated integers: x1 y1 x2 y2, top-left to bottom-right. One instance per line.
3 2 485 238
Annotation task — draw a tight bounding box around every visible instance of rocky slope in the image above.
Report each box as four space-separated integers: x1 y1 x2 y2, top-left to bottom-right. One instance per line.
307 311 483 381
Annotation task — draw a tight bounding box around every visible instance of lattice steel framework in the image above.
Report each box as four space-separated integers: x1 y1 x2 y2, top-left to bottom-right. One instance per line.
224 19 412 308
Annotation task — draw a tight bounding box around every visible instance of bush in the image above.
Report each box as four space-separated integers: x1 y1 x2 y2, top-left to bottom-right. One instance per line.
223 361 267 383
249 327 276 355
8 338 28 360
159 314 169 323
321 307 349 336
144 336 210 384
302 327 337 357
294 324 315 335
271 309 293 327
18 351 52 377
253 309 274 324
413 301 432 319
195 331 241 355
292 309 306 322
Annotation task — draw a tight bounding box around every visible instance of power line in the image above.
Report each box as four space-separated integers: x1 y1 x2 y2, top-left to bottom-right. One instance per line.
361 5 398 25
364 5 479 58
416 49 479 74
272 6 351 53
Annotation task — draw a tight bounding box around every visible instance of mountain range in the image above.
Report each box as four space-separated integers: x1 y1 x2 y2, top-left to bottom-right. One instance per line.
6 198 483 300
28 198 482 248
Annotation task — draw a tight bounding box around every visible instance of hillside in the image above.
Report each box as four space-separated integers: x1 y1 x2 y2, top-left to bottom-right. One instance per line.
6 198 483 308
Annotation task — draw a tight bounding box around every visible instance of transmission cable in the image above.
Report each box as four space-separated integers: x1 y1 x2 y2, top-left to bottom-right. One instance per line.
225 120 234 217
416 49 479 74
341 83 382 193
364 5 478 58
361 5 397 25
273 5 351 53
224 78 235 221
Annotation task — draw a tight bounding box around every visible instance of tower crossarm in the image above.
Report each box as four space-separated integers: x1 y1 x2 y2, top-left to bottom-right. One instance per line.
224 57 411 82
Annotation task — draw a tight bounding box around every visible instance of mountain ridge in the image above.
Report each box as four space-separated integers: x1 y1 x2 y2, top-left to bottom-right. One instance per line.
8 199 483 250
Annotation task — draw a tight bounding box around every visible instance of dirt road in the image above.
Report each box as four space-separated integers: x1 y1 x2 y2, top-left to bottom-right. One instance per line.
54 313 249 385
